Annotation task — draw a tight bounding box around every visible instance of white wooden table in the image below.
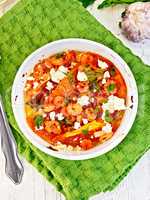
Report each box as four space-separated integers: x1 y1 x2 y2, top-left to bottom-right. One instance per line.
0 0 150 199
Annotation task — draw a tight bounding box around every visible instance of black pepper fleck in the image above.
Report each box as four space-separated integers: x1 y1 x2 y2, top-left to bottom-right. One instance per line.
131 96 134 103
15 95 18 102
130 105 133 109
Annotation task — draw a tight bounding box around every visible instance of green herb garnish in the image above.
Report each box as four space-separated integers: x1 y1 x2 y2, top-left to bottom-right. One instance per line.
35 115 43 128
105 110 113 123
107 83 116 93
82 128 89 135
67 71 74 84
91 81 100 92
84 66 103 82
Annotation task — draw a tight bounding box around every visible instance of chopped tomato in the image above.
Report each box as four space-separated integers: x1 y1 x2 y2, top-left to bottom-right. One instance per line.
80 139 93 150
33 64 48 80
45 120 61 134
64 50 76 64
80 52 98 67
53 96 65 108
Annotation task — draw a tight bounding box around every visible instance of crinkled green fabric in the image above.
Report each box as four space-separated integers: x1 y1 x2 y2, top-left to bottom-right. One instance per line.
98 0 150 9
78 0 95 7
0 0 150 199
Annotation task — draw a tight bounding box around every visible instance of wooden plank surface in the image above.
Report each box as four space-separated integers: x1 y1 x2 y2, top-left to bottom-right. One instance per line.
0 0 150 199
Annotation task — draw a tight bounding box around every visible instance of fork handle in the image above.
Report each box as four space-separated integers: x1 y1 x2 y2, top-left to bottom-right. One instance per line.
0 95 24 184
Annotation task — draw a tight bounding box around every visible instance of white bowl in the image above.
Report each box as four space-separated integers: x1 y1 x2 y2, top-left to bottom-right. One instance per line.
11 39 138 160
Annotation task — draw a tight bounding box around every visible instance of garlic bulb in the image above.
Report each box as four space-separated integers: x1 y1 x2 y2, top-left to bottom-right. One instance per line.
121 2 150 42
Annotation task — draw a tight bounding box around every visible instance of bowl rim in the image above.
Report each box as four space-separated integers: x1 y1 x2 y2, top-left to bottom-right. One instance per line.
11 38 138 160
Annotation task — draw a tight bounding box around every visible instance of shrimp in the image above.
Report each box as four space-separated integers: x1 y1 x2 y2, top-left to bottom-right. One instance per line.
85 107 97 121
43 104 55 112
33 64 49 81
45 120 61 134
61 107 68 117
67 103 82 116
49 56 65 66
80 139 93 150
52 77 74 97
76 81 89 93
80 52 98 67
64 50 76 64
43 95 55 112
44 59 53 69
53 96 65 108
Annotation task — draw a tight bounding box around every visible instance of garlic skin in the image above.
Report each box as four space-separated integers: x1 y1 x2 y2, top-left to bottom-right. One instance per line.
121 2 150 42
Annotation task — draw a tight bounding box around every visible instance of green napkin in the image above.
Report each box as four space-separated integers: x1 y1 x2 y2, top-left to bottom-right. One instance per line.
0 0 150 199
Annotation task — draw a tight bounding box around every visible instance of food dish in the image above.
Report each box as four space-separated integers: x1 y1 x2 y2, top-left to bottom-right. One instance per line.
12 39 138 160
24 50 127 151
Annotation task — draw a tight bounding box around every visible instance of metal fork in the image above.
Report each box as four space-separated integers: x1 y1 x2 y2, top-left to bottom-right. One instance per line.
0 94 24 184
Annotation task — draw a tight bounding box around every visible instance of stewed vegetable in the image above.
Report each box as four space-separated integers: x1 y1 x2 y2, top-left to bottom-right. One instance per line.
24 50 127 151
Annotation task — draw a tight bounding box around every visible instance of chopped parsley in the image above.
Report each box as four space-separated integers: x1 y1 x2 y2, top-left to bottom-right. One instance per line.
90 81 100 92
104 110 113 123
35 115 43 128
82 128 89 135
84 66 103 82
107 83 116 93
67 71 74 84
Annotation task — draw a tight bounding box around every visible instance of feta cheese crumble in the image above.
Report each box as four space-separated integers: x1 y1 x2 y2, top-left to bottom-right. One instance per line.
102 78 106 85
98 59 108 69
33 82 39 89
103 71 110 79
77 96 90 106
46 81 54 91
77 71 88 82
102 123 112 133
49 111 56 120
102 95 126 113
90 97 95 103
82 118 88 125
50 66 68 83
59 65 68 74
102 71 110 85
27 76 34 81
74 122 81 130
94 131 103 138
56 113 64 121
